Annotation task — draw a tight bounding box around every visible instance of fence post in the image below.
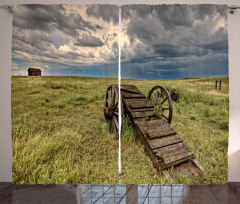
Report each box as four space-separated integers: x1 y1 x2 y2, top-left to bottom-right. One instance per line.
219 80 221 90
215 80 217 89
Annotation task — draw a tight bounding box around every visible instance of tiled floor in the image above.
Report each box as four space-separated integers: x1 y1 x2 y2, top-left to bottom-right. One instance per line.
1 183 240 203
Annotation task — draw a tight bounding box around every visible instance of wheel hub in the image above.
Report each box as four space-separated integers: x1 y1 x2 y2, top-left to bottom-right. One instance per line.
104 107 113 120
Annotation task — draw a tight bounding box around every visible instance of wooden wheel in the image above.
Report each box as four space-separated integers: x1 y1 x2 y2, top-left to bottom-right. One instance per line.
104 84 123 139
147 85 173 124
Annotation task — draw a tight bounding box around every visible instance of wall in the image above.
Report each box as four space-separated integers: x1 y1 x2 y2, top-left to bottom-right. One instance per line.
0 0 240 182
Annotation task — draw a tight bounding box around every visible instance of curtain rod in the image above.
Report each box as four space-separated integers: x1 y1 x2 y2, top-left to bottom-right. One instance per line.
0 5 13 14
0 4 239 15
228 6 240 14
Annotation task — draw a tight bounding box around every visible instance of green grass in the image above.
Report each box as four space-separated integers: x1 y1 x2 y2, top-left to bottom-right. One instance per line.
12 76 118 184
121 77 229 184
12 76 229 184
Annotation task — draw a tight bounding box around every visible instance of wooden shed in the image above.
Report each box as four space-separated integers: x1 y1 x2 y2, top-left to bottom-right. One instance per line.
28 68 41 76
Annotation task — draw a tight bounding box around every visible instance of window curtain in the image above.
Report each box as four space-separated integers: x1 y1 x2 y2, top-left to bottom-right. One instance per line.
11 4 228 184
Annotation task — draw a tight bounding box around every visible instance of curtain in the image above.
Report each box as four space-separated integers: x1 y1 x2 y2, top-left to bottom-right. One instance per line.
11 4 228 184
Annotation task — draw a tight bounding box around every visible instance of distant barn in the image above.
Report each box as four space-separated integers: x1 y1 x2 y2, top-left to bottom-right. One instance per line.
28 68 41 76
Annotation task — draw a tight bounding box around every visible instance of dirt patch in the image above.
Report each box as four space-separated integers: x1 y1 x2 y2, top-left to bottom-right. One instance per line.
170 161 203 184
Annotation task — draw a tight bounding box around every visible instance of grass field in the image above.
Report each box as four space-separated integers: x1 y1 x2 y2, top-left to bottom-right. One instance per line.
12 76 118 184
12 76 229 184
121 77 229 184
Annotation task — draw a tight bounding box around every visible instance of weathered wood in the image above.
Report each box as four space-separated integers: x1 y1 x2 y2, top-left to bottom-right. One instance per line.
124 98 149 102
120 84 138 88
162 146 194 162
163 151 194 167
138 119 169 134
121 88 142 94
132 120 163 171
127 101 154 109
121 92 146 99
147 127 176 139
147 134 182 150
115 84 142 94
153 142 188 157
131 111 155 118
112 115 119 130
192 159 205 171
110 84 199 175
130 107 155 112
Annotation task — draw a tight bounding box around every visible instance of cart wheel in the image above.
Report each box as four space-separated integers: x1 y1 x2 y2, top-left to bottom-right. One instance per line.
147 85 173 124
104 84 123 139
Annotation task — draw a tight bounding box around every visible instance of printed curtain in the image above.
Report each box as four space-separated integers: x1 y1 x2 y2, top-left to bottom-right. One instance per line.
11 4 228 184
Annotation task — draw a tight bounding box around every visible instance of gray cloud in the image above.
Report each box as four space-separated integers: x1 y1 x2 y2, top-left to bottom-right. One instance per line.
122 5 227 30
86 5 119 24
200 40 228 53
121 5 228 78
12 4 118 76
75 34 104 47
153 43 209 58
13 5 101 37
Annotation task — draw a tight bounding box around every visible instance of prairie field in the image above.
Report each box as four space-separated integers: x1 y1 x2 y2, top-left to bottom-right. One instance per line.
121 77 229 184
12 76 118 184
12 76 229 184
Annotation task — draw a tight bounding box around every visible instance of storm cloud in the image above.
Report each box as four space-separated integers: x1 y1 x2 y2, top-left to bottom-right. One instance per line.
12 4 228 78
12 4 118 76
121 4 228 79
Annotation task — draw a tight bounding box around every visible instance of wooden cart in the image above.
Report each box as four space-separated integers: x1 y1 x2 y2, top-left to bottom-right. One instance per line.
104 84 204 178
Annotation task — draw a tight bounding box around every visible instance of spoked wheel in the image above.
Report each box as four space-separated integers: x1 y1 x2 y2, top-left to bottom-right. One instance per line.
147 86 173 124
104 84 123 139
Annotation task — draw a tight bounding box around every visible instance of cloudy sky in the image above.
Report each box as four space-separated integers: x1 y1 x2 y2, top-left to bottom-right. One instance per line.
12 5 119 77
121 5 228 79
12 4 228 79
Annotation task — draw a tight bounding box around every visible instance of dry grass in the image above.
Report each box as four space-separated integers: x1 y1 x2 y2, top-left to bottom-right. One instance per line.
12 76 118 184
121 77 229 184
12 76 229 184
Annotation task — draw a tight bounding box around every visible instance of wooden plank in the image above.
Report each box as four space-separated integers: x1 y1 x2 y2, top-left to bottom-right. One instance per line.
126 184 138 204
120 87 142 94
130 107 155 112
127 101 154 109
3 183 238 204
153 142 189 158
192 159 205 171
147 127 176 139
163 151 194 167
161 144 192 160
147 134 182 150
124 98 150 105
131 111 155 118
0 183 13 191
118 184 134 203
121 92 146 99
121 89 141 94
115 84 141 93
119 84 138 89
132 120 164 171
210 184 240 203
229 183 240 200
138 119 169 134
190 185 218 203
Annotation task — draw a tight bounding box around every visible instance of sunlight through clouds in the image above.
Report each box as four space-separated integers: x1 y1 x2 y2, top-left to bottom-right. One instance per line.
12 5 118 77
